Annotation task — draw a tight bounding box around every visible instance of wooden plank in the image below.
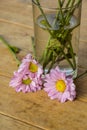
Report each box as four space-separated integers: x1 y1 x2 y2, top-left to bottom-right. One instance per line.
0 113 42 130
0 75 87 130
0 0 87 42
78 0 87 69
0 0 33 28
0 20 33 37
17 0 31 4
80 0 87 41
0 1 87 129
75 71 87 102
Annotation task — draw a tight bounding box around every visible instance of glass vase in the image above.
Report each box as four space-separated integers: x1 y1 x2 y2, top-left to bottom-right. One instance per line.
32 0 82 78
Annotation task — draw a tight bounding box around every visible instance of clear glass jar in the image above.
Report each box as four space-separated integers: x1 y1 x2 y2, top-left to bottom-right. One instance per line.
32 0 82 78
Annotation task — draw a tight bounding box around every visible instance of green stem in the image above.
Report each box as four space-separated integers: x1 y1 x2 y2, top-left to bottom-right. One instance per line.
35 0 52 36
48 60 54 73
70 0 75 7
58 0 65 24
60 47 75 70
52 0 65 27
35 0 81 73
60 0 65 7
76 0 82 6
65 0 75 25
39 36 51 62
65 0 82 26
60 29 76 70
0 36 20 66
65 0 72 8
68 40 76 69
31 36 36 57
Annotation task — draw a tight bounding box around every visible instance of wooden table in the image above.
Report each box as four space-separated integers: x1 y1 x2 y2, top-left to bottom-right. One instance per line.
0 1 87 130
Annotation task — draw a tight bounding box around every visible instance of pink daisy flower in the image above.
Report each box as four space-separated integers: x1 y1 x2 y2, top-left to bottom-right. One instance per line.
18 54 43 78
9 71 43 93
44 67 76 103
9 53 43 93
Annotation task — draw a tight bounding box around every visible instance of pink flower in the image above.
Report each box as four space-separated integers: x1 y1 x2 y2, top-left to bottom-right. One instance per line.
44 67 76 103
18 54 43 78
9 54 43 93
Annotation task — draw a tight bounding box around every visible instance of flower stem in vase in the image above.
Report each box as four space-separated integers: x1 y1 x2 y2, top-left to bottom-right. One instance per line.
33 0 82 77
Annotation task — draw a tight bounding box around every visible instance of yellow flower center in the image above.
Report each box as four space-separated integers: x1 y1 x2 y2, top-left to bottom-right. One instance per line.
56 80 66 92
22 78 32 85
29 62 38 73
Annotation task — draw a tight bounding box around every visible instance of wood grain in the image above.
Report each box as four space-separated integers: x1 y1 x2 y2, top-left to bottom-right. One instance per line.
0 75 87 130
0 0 33 29
0 113 42 130
78 0 87 68
79 41 87 69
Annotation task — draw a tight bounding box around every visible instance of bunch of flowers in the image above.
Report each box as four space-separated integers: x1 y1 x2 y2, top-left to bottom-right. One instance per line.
10 53 76 103
9 54 43 93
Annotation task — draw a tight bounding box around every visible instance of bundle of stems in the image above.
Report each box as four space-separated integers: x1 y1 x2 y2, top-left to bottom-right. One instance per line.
34 0 82 73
